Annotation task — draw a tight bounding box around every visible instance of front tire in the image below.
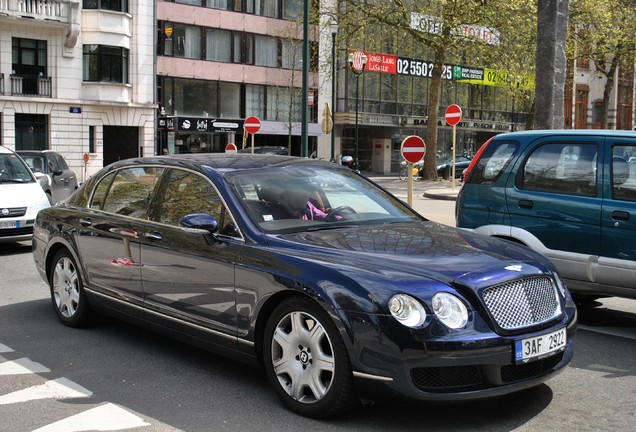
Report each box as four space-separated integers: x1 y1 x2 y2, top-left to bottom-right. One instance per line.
263 297 357 418
49 249 92 327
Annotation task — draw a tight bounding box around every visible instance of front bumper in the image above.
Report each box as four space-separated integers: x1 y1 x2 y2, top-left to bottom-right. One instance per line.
344 307 577 402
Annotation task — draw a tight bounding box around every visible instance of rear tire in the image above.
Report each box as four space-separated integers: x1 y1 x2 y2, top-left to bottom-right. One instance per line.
49 249 92 327
262 297 358 418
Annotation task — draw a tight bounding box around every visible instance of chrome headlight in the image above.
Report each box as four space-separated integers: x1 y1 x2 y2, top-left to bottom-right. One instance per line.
388 294 426 328
432 293 468 329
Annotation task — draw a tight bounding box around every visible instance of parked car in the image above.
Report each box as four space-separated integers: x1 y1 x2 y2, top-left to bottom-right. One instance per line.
457 129 636 302
435 155 472 178
17 150 79 204
0 146 50 243
33 154 576 418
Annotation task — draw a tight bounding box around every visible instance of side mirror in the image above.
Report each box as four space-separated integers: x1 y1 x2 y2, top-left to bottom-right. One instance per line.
53 169 64 176
180 213 219 234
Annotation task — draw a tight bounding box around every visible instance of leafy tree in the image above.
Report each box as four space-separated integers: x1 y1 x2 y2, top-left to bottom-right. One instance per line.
569 0 636 129
335 0 538 179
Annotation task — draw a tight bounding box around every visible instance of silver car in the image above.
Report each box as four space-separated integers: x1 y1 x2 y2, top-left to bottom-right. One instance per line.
18 150 79 204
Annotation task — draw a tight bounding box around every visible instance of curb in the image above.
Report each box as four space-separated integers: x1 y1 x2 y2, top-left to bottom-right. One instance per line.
423 188 459 201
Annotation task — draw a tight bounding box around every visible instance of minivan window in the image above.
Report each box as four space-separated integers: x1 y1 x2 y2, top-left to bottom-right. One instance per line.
612 145 636 201
520 143 597 197
467 141 517 185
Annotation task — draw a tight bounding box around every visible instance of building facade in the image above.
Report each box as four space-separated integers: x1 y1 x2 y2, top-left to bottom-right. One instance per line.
0 0 155 179
155 0 322 157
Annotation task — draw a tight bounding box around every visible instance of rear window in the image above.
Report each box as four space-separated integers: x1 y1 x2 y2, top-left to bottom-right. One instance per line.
466 140 518 185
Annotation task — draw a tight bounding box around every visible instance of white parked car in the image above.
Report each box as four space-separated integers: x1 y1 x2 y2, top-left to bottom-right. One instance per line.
0 146 50 243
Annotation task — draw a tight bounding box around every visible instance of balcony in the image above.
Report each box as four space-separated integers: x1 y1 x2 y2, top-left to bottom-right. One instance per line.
0 0 69 23
10 74 52 97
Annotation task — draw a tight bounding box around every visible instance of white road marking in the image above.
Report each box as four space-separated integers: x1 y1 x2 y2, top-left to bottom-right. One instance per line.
0 343 13 353
32 402 150 432
0 377 92 405
0 357 50 375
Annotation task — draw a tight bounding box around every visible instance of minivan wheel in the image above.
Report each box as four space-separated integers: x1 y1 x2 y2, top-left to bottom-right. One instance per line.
49 249 92 327
263 297 357 418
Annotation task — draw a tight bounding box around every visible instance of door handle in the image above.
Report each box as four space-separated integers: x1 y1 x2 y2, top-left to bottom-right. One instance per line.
143 232 163 241
79 218 92 227
612 210 630 221
518 199 533 209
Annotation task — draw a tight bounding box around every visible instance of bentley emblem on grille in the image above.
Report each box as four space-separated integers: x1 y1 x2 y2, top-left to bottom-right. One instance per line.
505 265 523 272
1 208 9 216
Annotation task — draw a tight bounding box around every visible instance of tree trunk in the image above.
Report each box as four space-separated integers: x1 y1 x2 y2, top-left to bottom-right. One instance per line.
599 56 619 129
421 44 448 180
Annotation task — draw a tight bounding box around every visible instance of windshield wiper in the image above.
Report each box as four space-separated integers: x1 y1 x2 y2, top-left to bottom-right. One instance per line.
306 224 358 232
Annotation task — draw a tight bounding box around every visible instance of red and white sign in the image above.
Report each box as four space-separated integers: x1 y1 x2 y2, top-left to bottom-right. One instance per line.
225 143 237 153
365 51 398 75
400 135 426 163
244 116 261 134
350 50 367 71
445 104 462 126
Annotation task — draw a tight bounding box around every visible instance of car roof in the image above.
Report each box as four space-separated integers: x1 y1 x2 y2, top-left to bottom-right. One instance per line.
495 129 636 140
105 153 333 173
16 150 58 155
0 146 15 155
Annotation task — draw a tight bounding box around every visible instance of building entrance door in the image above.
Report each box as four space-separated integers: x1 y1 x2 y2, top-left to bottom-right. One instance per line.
103 126 139 167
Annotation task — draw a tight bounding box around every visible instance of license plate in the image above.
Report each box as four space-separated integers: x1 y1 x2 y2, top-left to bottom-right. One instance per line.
0 220 18 229
515 327 566 363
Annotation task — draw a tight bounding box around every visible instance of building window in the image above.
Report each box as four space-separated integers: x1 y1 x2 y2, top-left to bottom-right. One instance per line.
83 45 129 83
206 0 234 9
12 38 47 94
281 39 302 70
254 35 278 67
206 28 232 62
15 114 48 151
245 84 266 119
89 126 96 153
167 24 202 59
282 0 303 20
83 0 128 13
575 85 589 129
247 0 278 18
592 101 604 129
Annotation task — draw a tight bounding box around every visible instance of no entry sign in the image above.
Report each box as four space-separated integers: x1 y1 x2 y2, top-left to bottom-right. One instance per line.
244 116 261 134
400 135 426 163
225 143 237 153
445 104 462 126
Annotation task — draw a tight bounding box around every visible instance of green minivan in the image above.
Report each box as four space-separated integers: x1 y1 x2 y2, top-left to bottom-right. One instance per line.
456 130 636 301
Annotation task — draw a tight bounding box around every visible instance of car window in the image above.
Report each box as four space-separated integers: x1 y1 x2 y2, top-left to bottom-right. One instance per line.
0 153 34 182
100 167 164 218
226 166 418 233
612 144 636 201
54 153 69 170
157 169 234 234
520 143 598 196
467 141 518 185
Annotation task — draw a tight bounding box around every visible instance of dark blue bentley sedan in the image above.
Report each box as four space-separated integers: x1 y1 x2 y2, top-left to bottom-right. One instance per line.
32 154 576 418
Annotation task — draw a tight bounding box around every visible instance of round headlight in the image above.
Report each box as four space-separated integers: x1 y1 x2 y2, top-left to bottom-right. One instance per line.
432 293 468 329
388 294 426 328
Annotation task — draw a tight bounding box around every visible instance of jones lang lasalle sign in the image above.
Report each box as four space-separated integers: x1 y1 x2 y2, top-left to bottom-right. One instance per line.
363 52 397 74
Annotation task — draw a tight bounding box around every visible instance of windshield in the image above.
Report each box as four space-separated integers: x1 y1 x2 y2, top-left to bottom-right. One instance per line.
225 165 421 233
0 153 35 183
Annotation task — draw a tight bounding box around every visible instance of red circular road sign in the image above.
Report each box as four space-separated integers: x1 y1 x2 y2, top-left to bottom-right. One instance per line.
244 116 261 134
225 143 237 153
445 104 462 126
400 135 426 163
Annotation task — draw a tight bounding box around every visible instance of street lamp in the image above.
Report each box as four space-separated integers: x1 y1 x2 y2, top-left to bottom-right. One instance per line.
348 50 367 171
329 19 339 162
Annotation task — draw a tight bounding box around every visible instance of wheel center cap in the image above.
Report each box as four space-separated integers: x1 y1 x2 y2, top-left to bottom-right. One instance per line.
299 350 310 365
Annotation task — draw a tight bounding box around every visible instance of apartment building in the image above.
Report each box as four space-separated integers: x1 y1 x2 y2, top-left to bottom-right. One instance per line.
0 0 155 179
155 0 322 156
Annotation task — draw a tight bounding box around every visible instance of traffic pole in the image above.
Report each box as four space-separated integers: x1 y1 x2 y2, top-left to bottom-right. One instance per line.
452 124 456 191
408 162 414 206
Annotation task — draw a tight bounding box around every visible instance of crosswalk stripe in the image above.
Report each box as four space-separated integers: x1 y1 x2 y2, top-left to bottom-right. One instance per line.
32 402 151 432
0 377 92 405
0 343 13 353
0 357 50 375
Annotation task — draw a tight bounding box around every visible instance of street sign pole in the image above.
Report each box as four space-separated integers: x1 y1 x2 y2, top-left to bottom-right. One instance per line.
400 135 426 207
445 104 462 191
